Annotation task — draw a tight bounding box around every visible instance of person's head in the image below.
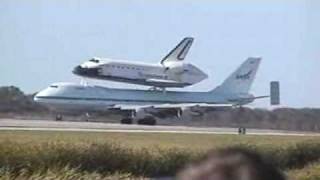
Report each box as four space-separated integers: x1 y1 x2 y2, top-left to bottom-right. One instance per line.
177 147 285 180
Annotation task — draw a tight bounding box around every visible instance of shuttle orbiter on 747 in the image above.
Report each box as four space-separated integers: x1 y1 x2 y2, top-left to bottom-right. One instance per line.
34 57 280 124
73 37 208 89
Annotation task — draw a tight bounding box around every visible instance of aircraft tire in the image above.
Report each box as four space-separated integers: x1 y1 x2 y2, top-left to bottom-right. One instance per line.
137 116 156 125
121 118 133 124
56 114 63 121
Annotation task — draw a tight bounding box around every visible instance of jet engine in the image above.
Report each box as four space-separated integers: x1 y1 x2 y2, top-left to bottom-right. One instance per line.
177 106 204 118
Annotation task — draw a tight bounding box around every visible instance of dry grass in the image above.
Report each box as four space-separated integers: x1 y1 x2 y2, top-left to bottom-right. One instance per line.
288 162 320 180
0 130 320 179
0 130 318 150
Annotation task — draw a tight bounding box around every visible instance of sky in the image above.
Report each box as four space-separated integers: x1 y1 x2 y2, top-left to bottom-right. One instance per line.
0 0 319 108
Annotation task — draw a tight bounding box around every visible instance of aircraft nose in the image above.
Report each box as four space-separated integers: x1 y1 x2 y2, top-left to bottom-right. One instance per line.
73 65 85 75
33 90 47 103
33 93 39 102
72 65 100 77
202 72 208 79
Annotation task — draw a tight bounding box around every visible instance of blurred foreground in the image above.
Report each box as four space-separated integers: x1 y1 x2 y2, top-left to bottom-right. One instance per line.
0 131 320 179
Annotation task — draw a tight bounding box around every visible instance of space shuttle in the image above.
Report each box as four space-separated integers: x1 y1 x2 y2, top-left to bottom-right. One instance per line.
73 37 208 88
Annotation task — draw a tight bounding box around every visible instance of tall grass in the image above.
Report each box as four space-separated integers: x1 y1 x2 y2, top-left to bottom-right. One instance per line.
0 138 320 178
288 161 320 180
0 166 139 180
0 141 196 177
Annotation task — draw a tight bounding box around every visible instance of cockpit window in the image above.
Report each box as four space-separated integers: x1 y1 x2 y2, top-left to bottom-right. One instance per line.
50 85 58 88
89 58 100 63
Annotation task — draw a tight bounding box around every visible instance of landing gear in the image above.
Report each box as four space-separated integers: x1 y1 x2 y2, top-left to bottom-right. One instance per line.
121 109 157 125
120 117 156 125
55 114 63 121
121 117 133 124
137 116 156 125
85 112 90 122
177 109 183 119
80 78 88 86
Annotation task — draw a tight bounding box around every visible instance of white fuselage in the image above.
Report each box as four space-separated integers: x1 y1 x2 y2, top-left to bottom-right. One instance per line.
34 83 253 113
73 58 208 88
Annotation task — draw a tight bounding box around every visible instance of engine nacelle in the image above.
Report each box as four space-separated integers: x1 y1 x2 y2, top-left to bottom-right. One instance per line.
177 106 204 118
133 107 158 119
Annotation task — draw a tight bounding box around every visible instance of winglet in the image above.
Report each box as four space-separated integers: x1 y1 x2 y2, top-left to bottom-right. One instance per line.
161 37 194 65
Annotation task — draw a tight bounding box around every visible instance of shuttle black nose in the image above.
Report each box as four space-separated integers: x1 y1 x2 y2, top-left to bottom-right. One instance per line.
73 66 100 77
73 65 84 75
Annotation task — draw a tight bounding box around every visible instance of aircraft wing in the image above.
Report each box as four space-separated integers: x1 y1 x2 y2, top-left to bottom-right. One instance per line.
146 79 178 83
116 103 233 110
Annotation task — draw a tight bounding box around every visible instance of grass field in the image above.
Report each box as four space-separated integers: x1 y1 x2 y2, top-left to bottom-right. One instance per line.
1 130 319 150
0 130 320 179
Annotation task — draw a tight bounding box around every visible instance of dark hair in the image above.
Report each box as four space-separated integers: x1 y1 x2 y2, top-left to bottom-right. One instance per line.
177 147 285 180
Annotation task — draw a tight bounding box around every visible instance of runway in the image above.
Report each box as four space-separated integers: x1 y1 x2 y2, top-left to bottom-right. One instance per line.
0 118 319 136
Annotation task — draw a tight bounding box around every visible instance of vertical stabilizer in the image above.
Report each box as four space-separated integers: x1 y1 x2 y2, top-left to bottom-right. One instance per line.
211 57 261 95
161 37 194 64
270 81 280 105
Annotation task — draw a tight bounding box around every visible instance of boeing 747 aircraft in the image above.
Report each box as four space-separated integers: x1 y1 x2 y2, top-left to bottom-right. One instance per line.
73 37 208 89
34 57 280 124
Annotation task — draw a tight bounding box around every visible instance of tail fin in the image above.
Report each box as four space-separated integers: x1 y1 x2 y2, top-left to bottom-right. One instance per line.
211 57 261 95
161 37 194 64
270 81 280 105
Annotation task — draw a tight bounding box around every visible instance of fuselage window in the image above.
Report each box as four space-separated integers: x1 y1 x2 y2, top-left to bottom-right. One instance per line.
50 85 58 88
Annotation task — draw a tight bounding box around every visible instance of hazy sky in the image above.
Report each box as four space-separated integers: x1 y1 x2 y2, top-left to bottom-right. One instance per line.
0 0 319 108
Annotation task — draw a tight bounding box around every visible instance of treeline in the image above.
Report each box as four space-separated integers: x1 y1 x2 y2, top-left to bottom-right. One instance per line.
0 86 47 113
200 108 320 131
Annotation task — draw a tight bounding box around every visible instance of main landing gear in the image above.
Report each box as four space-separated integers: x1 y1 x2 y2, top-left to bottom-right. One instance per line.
120 110 157 125
55 114 63 121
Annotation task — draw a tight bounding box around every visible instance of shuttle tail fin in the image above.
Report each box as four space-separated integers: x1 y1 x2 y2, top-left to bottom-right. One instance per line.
161 37 194 64
211 57 261 95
